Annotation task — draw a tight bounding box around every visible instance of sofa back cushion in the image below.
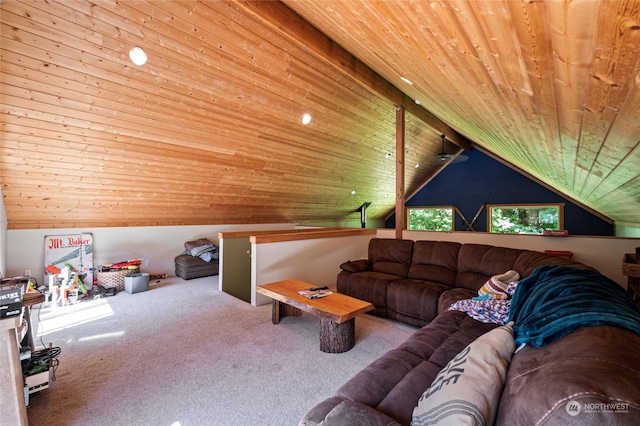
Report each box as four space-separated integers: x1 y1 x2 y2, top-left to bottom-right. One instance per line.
455 244 522 291
368 238 414 278
513 250 595 276
407 241 461 286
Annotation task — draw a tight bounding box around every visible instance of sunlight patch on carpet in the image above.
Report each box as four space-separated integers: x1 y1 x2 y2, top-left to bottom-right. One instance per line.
78 331 125 342
36 300 115 337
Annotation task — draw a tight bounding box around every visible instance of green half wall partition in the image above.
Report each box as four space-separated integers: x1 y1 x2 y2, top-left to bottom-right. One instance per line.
219 235 252 303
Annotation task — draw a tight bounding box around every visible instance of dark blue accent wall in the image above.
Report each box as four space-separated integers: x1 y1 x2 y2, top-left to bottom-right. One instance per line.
385 149 614 236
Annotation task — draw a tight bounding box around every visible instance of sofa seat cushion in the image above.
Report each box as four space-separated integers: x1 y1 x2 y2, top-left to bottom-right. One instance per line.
300 311 497 425
387 280 451 327
337 270 401 317
496 325 640 425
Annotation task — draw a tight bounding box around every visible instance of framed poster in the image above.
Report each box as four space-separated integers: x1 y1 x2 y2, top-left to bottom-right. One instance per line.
44 234 94 286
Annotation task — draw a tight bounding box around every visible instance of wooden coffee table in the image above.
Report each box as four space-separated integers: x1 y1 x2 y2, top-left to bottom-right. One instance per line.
256 279 374 353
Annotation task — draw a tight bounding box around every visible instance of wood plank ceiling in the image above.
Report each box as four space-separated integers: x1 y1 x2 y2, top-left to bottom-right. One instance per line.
1 0 639 230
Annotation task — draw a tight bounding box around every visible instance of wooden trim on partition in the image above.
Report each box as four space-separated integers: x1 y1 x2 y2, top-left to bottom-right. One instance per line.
250 228 376 244
219 227 341 240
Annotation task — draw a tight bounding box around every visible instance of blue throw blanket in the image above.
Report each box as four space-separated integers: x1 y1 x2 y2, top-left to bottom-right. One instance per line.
508 265 640 347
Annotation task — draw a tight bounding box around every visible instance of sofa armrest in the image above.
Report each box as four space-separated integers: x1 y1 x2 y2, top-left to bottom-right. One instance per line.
300 398 401 426
496 325 640 425
339 259 372 273
437 287 476 313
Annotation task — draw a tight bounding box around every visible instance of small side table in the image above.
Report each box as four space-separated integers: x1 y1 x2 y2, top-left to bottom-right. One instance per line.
622 254 640 308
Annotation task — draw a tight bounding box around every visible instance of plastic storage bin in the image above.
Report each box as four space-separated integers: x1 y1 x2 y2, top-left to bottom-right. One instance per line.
124 273 150 294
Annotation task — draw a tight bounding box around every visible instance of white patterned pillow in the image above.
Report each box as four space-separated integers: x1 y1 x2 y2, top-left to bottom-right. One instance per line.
411 322 516 426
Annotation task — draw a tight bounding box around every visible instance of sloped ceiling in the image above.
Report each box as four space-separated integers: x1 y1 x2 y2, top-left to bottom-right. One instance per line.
1 0 639 230
283 0 640 229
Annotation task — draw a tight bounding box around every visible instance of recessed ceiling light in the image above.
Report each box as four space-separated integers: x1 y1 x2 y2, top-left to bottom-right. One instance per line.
400 76 413 85
129 46 147 66
351 190 356 195
414 99 422 105
301 113 312 125
415 164 420 168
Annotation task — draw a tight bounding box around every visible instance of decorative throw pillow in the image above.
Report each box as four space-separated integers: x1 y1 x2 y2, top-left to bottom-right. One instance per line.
477 270 520 300
411 322 516 426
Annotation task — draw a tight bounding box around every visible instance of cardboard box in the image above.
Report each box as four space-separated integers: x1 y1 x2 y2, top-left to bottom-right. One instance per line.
124 273 150 294
26 369 51 394
0 301 22 319
0 281 23 305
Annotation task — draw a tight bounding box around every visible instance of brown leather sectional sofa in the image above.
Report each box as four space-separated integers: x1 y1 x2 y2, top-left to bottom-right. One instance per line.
300 238 640 425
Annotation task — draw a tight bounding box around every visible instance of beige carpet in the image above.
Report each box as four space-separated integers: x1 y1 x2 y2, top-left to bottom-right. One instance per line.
26 275 416 426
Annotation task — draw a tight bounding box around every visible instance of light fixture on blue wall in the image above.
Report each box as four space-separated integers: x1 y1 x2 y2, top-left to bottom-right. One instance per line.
129 46 147 66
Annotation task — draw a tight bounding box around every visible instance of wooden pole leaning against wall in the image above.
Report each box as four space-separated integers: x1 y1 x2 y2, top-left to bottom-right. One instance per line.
395 106 405 240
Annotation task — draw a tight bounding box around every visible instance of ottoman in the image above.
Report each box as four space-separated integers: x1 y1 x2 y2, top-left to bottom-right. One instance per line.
174 254 219 280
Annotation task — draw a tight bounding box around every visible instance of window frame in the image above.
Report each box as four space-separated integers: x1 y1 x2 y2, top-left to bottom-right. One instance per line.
406 205 455 232
487 203 564 235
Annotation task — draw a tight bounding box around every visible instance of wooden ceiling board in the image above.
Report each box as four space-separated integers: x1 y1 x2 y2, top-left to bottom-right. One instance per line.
0 0 403 228
283 0 640 228
2 0 640 230
575 1 640 200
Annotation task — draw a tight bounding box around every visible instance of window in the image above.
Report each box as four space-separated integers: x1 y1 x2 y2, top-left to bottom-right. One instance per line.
407 206 454 231
488 204 563 234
